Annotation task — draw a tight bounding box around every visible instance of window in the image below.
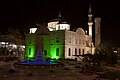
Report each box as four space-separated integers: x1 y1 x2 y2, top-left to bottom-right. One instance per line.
83 40 84 45
29 48 31 54
82 49 84 55
69 37 71 43
68 48 71 56
56 48 59 56
75 39 77 44
61 26 63 28
75 48 77 55
56 40 59 43
79 49 81 55
58 26 60 30
79 39 81 44
51 24 53 27
29 42 31 44
56 37 59 43
87 51 89 54
44 50 47 56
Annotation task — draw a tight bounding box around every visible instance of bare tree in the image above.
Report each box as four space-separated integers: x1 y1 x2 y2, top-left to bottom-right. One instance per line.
7 28 25 56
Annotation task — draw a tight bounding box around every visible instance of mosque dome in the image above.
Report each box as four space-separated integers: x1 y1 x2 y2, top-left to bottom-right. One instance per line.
49 12 68 24
50 17 68 23
50 17 61 22
76 28 85 35
57 18 69 24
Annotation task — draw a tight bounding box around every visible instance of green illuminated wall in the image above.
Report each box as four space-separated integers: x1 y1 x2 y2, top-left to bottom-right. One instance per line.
25 30 65 61
25 46 35 59
25 34 36 60
49 45 64 59
42 30 65 60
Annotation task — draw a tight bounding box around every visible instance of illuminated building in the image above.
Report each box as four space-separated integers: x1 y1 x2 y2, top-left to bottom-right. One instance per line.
25 6 97 61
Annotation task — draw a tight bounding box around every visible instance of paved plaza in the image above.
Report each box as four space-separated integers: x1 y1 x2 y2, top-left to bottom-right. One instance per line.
0 61 97 80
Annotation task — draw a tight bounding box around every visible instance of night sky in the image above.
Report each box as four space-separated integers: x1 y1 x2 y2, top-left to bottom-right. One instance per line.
0 0 120 47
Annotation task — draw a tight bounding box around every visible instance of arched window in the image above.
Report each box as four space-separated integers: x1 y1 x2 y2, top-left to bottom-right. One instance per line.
29 48 31 55
69 37 71 43
56 48 59 56
75 48 77 55
58 26 60 30
83 40 84 45
44 50 47 56
82 49 84 55
68 48 71 56
29 42 31 44
79 39 81 44
75 39 77 44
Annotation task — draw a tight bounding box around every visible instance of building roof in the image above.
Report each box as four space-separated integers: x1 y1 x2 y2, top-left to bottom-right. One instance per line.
35 25 50 35
50 18 61 22
58 18 69 24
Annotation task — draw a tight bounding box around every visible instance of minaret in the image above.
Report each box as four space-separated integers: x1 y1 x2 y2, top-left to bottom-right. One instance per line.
88 4 93 37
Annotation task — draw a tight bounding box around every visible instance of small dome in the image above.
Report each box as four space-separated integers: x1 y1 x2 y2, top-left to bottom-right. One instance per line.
50 18 61 22
57 18 68 24
76 28 85 35
35 25 50 35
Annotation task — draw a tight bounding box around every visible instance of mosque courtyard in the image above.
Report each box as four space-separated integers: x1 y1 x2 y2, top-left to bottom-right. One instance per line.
0 61 97 80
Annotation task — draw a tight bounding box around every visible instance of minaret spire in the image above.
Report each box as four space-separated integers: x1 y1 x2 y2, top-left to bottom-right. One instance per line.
89 3 92 14
88 3 93 37
88 3 93 23
58 11 61 18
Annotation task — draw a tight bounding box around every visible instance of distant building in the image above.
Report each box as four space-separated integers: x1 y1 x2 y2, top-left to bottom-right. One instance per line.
0 35 25 56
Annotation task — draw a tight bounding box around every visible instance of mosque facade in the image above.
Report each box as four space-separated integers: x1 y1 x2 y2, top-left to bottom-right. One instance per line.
25 5 101 61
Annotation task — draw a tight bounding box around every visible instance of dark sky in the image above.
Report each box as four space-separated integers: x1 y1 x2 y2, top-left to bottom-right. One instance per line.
0 0 120 47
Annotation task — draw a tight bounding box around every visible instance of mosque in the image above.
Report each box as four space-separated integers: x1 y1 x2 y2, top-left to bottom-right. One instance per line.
25 5 101 61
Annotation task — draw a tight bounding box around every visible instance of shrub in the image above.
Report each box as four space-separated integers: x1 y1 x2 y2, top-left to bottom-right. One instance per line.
27 72 33 77
93 66 105 72
103 70 120 79
74 65 81 68
9 69 15 73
